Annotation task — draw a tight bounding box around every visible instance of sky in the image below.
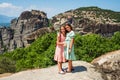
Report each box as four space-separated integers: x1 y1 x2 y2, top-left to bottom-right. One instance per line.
0 0 120 18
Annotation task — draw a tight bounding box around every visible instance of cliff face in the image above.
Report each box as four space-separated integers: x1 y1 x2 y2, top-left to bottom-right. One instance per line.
52 7 120 36
0 10 49 53
0 27 14 53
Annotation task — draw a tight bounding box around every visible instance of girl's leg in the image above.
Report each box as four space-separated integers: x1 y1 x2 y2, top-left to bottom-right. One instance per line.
71 61 73 69
58 62 62 72
58 61 65 74
68 60 72 72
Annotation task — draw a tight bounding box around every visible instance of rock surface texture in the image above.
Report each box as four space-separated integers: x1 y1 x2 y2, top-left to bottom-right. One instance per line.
91 50 120 80
52 7 120 36
0 10 49 53
0 61 104 80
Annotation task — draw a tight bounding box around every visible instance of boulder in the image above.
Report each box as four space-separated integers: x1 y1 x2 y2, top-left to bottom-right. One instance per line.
91 50 120 80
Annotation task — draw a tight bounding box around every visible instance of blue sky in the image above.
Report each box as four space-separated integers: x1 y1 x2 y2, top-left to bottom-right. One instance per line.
0 0 120 18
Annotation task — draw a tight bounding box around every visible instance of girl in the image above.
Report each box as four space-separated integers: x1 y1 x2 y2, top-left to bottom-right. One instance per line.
54 26 66 74
64 23 76 72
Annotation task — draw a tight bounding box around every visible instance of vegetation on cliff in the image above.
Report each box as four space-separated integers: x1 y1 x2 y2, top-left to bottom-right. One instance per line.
57 6 120 23
74 6 120 22
0 31 120 73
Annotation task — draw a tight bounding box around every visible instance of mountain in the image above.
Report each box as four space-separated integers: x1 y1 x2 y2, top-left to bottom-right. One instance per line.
52 6 120 36
69 6 120 22
53 6 120 23
0 10 49 53
0 6 120 54
0 15 14 23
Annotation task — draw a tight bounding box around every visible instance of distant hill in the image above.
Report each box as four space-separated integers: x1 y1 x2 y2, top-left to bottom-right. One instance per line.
0 23 10 27
52 6 120 35
53 6 120 23
0 15 14 23
73 6 120 22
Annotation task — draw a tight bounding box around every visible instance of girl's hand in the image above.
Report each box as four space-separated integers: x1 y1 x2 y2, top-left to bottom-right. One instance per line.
68 49 71 54
63 42 67 47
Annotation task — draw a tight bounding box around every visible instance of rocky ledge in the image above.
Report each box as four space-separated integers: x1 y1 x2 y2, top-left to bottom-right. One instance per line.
92 50 120 80
0 50 120 80
0 61 104 80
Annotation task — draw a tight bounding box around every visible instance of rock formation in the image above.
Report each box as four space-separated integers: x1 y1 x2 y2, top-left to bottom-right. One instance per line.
0 10 49 53
91 50 120 80
0 27 14 53
1 7 120 53
52 7 120 36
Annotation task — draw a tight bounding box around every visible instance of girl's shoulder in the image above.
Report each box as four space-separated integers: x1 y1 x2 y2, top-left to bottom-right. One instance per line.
70 31 75 35
68 31 75 37
57 32 61 36
71 31 74 33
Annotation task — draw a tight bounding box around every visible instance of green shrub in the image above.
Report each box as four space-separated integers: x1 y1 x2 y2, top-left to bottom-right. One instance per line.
0 57 16 74
111 32 120 45
1 31 120 72
75 32 120 62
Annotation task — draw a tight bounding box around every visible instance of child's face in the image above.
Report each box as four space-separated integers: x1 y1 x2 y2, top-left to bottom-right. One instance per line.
65 25 71 32
60 27 65 33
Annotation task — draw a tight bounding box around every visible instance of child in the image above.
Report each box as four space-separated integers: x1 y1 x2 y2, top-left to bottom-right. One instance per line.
64 23 76 72
54 26 66 74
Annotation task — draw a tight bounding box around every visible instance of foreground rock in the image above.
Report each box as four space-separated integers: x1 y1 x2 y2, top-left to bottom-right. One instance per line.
91 50 120 80
0 61 104 80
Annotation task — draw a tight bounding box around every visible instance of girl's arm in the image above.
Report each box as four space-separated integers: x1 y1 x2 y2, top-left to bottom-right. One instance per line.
69 38 74 51
69 31 75 50
57 41 64 45
69 38 74 49
56 34 64 45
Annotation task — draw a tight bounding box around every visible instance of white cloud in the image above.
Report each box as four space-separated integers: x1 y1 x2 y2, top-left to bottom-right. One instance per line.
0 3 57 18
0 3 18 9
0 2 23 17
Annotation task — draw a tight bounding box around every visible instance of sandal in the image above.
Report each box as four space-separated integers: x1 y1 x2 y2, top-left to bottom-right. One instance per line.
58 71 65 74
71 68 74 71
65 68 74 71
64 69 71 73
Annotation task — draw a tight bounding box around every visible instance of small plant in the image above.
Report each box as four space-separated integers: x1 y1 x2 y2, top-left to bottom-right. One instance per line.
0 57 16 74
